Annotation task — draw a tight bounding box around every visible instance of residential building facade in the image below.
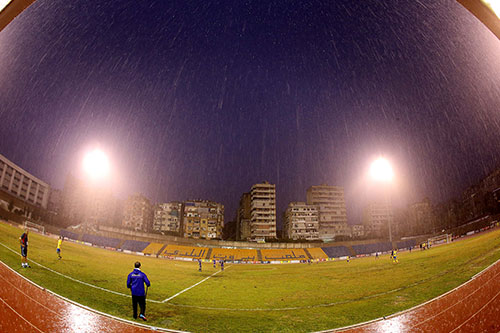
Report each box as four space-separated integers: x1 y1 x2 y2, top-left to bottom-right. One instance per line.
183 200 224 239
122 194 153 232
249 181 277 241
61 174 116 227
362 202 393 238
407 198 434 235
306 185 349 240
153 202 183 234
283 202 319 240
237 192 251 240
0 154 50 209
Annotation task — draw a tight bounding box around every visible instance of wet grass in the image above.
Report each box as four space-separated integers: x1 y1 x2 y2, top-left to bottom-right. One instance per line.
1 220 499 332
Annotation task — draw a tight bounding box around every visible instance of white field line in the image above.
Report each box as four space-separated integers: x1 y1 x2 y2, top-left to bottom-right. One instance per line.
3 237 499 315
315 257 500 332
0 241 161 304
0 260 185 333
162 268 227 303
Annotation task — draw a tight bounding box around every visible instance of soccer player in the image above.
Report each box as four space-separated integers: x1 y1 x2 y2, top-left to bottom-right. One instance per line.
127 262 150 321
57 236 63 259
392 249 398 263
220 260 224 271
19 229 30 268
198 259 202 272
213 259 216 268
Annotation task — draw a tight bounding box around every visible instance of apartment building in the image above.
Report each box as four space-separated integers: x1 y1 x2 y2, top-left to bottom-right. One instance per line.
283 202 319 240
306 185 349 240
249 181 277 241
60 174 116 227
0 154 50 209
183 200 224 240
153 202 183 234
408 198 434 235
122 194 153 232
237 192 251 240
362 202 393 238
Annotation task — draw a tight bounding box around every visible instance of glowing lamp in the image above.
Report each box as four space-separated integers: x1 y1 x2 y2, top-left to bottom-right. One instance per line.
83 149 110 180
370 158 394 182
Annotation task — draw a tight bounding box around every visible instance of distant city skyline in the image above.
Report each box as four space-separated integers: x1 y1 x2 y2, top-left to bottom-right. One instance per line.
1 0 499 228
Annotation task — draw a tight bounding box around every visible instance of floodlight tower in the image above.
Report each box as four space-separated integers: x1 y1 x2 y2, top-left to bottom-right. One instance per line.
82 149 111 228
370 157 395 243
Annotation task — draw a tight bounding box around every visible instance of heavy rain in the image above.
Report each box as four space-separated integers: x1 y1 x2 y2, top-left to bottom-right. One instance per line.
1 0 499 233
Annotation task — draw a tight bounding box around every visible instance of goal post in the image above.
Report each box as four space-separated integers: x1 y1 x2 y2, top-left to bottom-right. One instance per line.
23 220 45 235
428 233 452 246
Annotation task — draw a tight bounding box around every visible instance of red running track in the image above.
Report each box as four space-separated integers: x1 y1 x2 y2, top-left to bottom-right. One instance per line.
0 261 179 332
338 259 500 333
1 259 500 332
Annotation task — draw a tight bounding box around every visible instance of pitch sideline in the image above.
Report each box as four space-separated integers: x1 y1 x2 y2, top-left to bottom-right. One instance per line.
0 241 228 306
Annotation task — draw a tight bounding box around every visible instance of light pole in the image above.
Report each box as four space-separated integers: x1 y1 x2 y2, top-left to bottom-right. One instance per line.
82 149 111 228
370 157 394 243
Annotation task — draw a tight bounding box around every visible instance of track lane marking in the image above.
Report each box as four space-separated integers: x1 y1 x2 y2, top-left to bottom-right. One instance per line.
0 296 44 332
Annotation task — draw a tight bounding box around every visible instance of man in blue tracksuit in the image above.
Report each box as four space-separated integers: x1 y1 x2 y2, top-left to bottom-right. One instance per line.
127 262 150 321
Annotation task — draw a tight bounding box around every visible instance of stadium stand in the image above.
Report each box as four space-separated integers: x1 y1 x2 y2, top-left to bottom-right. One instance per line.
260 249 309 261
161 244 209 259
396 239 417 250
120 239 150 252
209 248 258 261
81 234 121 248
320 246 351 258
60 229 79 241
142 243 165 255
352 242 392 255
307 247 329 260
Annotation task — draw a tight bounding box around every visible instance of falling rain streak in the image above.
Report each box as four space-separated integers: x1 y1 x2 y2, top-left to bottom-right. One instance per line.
0 0 499 226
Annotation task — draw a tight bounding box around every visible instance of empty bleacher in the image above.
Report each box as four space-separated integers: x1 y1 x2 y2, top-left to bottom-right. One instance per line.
306 247 329 260
161 245 208 259
142 243 165 255
81 233 121 248
60 229 79 241
120 239 150 253
352 242 392 255
209 248 258 261
396 239 416 250
260 249 309 261
320 246 351 258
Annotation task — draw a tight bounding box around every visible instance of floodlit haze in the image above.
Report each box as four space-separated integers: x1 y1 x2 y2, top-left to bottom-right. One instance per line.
82 149 110 182
0 0 499 226
370 158 394 183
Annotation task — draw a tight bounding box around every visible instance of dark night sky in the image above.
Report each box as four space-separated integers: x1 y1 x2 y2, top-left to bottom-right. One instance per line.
1 0 499 226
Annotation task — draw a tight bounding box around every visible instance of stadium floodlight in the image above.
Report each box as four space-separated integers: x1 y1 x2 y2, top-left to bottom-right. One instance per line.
83 149 110 181
370 157 394 243
370 157 394 183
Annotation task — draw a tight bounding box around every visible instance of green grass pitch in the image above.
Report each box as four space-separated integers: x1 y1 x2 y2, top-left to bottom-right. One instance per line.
1 220 500 332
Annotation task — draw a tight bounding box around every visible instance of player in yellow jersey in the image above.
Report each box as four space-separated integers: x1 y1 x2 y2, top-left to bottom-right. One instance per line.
392 249 398 263
57 236 63 259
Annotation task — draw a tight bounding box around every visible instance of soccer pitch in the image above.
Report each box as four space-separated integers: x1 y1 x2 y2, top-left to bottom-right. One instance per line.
1 221 500 332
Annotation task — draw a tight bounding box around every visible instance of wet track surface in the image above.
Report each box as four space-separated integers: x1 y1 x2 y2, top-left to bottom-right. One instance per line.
1 260 500 332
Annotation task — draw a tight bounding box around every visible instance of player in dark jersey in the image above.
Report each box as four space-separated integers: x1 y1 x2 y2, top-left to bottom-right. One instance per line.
19 229 30 268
